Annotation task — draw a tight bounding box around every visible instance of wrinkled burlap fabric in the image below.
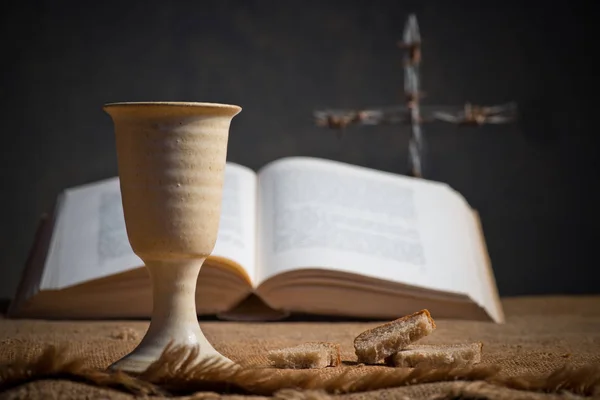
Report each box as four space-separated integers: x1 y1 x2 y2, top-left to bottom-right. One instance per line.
1 296 599 399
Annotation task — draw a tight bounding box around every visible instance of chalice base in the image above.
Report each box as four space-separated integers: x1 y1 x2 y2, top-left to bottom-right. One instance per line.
108 259 234 374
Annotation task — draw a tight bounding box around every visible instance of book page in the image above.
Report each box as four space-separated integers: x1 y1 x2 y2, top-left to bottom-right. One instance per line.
40 163 257 290
256 157 481 300
211 163 257 283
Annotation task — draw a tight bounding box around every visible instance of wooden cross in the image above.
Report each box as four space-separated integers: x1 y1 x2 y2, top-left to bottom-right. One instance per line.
314 14 517 178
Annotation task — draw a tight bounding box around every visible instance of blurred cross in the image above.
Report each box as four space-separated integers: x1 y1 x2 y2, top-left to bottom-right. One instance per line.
314 14 517 178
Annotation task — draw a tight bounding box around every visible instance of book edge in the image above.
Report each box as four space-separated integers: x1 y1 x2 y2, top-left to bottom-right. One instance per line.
471 209 505 323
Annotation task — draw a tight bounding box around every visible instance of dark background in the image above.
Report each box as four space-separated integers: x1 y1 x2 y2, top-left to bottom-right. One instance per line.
1 0 598 301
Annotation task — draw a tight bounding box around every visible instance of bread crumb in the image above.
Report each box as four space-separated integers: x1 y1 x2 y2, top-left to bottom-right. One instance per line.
109 327 140 341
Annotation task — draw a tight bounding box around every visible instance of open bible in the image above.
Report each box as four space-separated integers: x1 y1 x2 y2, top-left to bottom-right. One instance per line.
8 157 504 323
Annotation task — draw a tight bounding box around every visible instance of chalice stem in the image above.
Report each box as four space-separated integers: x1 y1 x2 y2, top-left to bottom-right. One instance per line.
109 259 229 372
145 260 203 347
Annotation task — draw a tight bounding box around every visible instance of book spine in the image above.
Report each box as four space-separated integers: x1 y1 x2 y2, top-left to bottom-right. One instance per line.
6 201 59 317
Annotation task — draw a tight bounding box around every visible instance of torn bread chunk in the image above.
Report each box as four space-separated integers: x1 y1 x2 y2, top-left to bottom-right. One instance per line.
385 343 483 368
268 342 341 369
354 309 436 364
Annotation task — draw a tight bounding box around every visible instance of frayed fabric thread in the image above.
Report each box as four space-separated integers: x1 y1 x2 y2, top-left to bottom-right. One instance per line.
0 343 599 398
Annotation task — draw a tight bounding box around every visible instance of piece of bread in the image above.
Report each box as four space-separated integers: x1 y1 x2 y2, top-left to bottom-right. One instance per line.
354 309 436 364
268 342 341 369
385 343 483 368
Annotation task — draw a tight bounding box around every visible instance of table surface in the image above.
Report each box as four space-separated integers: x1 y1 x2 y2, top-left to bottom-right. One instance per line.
1 295 599 399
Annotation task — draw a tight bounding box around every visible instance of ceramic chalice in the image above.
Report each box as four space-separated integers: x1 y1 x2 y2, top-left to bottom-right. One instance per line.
103 101 241 373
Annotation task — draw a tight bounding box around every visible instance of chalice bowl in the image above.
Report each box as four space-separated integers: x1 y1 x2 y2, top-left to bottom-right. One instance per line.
103 101 242 373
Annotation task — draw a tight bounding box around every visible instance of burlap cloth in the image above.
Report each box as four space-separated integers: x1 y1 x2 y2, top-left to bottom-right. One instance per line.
1 295 599 399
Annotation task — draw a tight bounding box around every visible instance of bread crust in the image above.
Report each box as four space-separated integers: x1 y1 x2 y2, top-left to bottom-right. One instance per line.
268 341 341 369
384 342 483 368
353 309 436 364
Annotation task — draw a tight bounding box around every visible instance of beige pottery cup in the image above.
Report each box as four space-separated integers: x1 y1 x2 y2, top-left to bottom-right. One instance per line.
103 101 241 373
